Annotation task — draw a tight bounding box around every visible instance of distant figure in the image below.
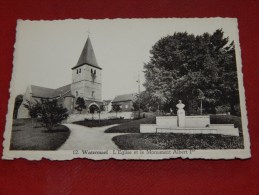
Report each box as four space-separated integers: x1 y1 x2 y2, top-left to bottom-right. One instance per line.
170 108 173 115
176 100 185 127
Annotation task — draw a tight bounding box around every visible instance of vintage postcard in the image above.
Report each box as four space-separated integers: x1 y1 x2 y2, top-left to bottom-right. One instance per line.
3 18 250 160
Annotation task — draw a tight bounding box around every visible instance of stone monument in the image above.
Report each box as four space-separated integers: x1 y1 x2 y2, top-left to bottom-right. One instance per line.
176 100 185 127
140 100 239 136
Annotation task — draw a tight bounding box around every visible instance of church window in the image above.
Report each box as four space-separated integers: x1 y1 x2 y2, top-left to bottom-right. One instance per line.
76 91 78 96
76 69 78 74
79 68 81 73
91 69 93 74
94 70 96 75
92 91 95 97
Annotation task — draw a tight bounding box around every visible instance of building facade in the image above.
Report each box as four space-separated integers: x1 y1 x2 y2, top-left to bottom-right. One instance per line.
17 36 103 118
71 36 103 111
111 93 136 112
103 100 112 112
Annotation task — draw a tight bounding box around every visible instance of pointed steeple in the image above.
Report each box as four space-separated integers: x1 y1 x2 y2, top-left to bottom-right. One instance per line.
72 36 101 70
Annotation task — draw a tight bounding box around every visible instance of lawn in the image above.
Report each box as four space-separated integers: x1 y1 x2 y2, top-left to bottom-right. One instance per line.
111 115 244 150
113 133 244 150
105 117 156 133
73 118 131 127
10 119 71 150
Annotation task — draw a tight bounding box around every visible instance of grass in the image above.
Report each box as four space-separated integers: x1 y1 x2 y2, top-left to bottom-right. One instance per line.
73 118 131 127
111 115 244 150
113 133 244 150
112 134 163 150
210 114 243 136
10 119 71 150
105 117 156 133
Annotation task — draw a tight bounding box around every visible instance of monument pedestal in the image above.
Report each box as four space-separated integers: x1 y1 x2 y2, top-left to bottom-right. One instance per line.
140 100 239 136
177 109 185 127
176 100 185 127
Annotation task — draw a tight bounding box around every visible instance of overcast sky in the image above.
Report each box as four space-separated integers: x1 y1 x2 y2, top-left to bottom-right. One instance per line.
11 18 238 100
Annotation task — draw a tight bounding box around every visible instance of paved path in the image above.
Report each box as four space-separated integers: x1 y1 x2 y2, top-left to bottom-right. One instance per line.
58 124 122 150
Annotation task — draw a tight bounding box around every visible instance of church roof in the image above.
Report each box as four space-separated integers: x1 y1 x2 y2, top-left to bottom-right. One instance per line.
72 36 102 70
30 84 73 98
52 84 72 98
31 85 54 98
112 93 137 103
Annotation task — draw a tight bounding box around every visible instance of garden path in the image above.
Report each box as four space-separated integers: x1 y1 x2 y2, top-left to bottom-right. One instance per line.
58 124 121 150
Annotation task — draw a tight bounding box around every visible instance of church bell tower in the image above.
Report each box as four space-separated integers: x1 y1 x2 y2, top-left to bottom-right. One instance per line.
71 36 102 104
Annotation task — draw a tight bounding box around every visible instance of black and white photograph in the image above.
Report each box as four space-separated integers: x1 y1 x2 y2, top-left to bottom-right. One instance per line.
3 18 250 160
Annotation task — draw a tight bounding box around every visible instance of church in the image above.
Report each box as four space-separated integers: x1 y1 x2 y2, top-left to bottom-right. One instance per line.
17 36 103 118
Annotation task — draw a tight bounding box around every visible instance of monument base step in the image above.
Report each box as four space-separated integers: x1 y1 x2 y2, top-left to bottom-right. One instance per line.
156 127 218 134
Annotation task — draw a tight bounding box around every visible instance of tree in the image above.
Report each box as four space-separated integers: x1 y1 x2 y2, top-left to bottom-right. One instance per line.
143 29 239 115
97 104 105 122
112 104 121 117
13 94 23 119
219 42 240 115
89 104 99 120
23 99 41 127
75 97 86 114
133 91 150 112
24 99 68 131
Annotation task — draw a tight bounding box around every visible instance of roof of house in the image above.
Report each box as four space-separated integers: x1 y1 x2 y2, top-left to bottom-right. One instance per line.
72 36 102 70
30 84 73 98
112 93 137 103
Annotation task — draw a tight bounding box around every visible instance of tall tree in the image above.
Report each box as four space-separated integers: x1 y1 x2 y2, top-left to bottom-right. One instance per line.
24 99 68 130
112 104 121 117
23 99 40 127
143 29 239 115
133 91 152 112
75 97 86 114
97 104 105 122
89 104 98 120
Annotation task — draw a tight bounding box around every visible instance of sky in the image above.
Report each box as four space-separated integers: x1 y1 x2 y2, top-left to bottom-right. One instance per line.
11 18 239 100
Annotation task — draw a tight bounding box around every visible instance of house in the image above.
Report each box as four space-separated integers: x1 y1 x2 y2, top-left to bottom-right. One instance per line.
103 100 112 112
17 35 103 118
111 93 136 112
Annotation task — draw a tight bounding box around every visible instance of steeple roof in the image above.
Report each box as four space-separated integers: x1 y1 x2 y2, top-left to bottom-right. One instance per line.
72 36 102 70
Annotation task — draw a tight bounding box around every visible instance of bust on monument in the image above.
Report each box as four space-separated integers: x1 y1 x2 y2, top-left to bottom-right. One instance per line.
176 100 185 110
176 100 185 127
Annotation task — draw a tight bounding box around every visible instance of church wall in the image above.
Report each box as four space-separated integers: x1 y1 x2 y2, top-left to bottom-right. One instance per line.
62 97 74 114
85 65 102 84
71 64 102 101
72 64 102 84
83 81 102 101
72 65 87 83
72 81 102 100
71 81 85 98
17 86 32 118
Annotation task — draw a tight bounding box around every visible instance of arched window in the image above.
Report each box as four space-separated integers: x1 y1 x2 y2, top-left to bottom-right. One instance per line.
94 70 96 75
91 69 93 74
76 91 78 96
